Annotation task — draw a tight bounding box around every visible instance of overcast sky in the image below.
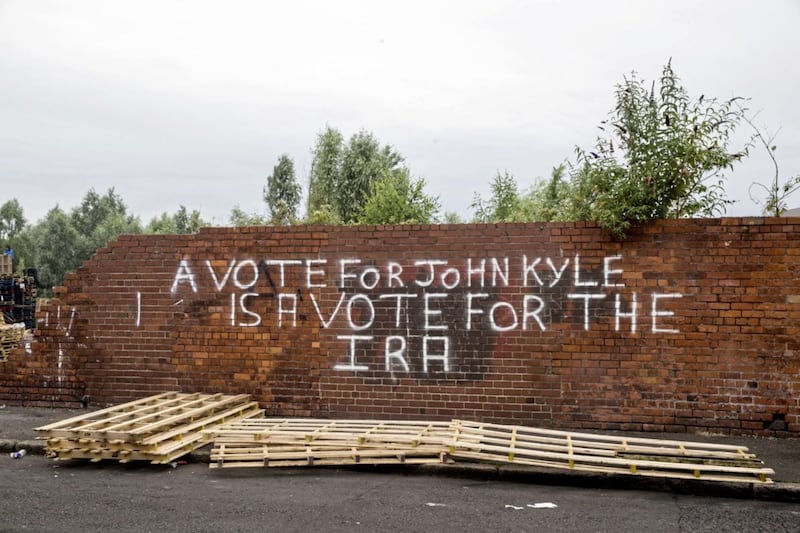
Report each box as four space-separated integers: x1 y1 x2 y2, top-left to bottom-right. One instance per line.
1 0 799 226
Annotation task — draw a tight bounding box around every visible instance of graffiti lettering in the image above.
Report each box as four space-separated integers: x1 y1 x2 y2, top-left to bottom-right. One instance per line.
171 254 685 375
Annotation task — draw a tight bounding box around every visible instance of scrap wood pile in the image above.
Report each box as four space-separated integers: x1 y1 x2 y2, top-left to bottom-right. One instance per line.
208 417 775 484
34 393 775 484
0 320 25 362
35 392 262 464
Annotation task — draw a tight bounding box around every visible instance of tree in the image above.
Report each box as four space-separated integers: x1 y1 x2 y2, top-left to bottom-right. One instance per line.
336 130 404 223
307 126 344 216
146 206 207 234
0 199 27 274
228 205 269 227
470 171 520 222
172 205 205 233
358 169 440 224
441 211 465 224
515 165 572 222
70 188 141 260
744 113 800 217
27 206 82 290
561 60 749 238
19 188 142 291
264 154 301 225
306 126 406 224
0 199 26 240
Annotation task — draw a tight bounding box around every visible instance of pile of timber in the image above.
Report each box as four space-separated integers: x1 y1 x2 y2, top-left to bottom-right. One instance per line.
34 393 775 483
36 392 262 464
446 420 774 484
207 418 455 468
0 320 25 362
208 417 774 484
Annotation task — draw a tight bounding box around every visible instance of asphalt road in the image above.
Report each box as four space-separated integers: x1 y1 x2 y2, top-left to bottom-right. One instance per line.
2 455 799 533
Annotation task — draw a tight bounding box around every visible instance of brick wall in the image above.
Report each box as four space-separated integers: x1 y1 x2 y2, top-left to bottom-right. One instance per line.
1 218 798 436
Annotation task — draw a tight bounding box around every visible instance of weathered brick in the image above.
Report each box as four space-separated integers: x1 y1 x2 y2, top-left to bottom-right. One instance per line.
0 218 797 437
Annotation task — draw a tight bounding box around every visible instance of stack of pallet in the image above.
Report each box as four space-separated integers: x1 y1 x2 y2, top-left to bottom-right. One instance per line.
446 420 775 484
207 417 774 484
36 392 262 464
207 418 454 468
35 394 775 484
0 319 25 362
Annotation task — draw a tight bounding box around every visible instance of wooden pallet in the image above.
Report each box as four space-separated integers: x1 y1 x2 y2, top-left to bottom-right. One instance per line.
208 418 774 483
0 255 11 275
36 399 776 484
446 420 774 484
210 442 450 468
36 392 263 464
208 419 454 468
0 321 25 361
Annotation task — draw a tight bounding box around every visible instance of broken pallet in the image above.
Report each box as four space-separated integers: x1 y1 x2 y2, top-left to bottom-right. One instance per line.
0 321 25 361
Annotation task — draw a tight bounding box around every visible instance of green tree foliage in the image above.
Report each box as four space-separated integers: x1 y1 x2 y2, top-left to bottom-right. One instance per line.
471 171 521 222
744 113 800 217
0 199 27 273
228 205 269 227
264 154 301 225
358 169 440 224
441 211 465 224
335 131 404 223
561 60 749 238
0 199 26 240
146 205 207 234
306 127 408 224
515 165 572 222
70 188 141 260
307 126 344 216
26 206 82 290
17 189 141 291
303 205 341 225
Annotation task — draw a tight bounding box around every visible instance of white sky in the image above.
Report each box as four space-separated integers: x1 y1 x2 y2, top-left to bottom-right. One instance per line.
1 0 799 225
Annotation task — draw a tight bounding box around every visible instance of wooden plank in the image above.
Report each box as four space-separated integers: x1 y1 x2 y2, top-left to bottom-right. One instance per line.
92 393 232 440
38 393 212 440
450 450 772 484
140 403 263 446
449 421 758 461
452 420 753 454
35 392 180 433
209 441 447 468
449 440 773 476
446 425 757 463
207 418 454 448
69 392 251 441
148 406 264 456
209 456 448 469
120 394 251 436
